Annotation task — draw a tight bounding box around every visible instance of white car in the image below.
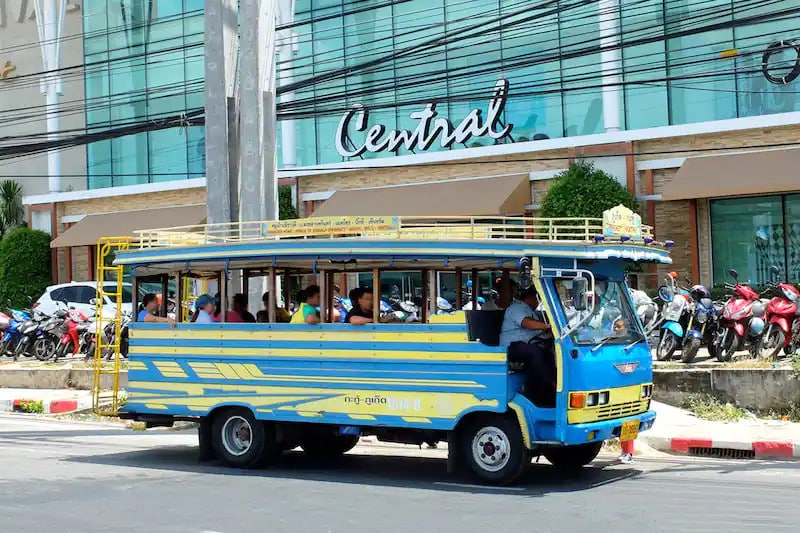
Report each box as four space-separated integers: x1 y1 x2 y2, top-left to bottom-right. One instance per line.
34 282 134 322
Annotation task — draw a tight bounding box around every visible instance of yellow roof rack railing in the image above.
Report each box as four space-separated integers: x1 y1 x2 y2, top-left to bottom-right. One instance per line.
132 215 657 249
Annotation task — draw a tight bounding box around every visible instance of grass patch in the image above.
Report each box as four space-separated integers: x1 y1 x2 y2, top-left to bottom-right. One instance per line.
17 400 44 414
762 404 800 423
680 393 746 422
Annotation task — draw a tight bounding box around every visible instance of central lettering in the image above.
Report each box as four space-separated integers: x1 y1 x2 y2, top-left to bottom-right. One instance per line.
335 79 513 158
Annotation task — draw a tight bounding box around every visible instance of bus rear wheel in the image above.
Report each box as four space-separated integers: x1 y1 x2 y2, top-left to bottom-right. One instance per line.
459 415 529 486
542 442 603 471
211 408 278 468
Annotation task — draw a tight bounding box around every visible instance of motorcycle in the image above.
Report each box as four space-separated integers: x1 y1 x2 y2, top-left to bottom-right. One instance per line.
33 309 66 361
679 284 718 364
13 310 50 360
1 308 31 358
655 273 692 361
103 311 132 360
52 307 90 361
630 288 660 333
712 269 766 362
759 265 800 359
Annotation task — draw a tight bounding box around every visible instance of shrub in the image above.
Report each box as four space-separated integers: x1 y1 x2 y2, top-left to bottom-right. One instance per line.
0 228 52 308
18 400 44 414
279 185 298 220
540 160 639 219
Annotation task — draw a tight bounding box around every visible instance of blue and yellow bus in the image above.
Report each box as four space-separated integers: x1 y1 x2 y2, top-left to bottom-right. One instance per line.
107 212 671 485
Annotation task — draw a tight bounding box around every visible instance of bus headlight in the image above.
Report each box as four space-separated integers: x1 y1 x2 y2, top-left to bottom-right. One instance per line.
598 391 610 405
586 393 599 407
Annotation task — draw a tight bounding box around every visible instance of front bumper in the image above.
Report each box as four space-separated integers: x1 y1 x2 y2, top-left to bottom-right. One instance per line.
563 410 656 444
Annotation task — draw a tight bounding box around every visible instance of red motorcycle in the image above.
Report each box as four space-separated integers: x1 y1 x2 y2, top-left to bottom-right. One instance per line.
712 269 766 362
759 266 800 359
53 308 89 361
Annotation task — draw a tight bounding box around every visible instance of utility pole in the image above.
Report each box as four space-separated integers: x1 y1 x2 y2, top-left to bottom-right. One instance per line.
204 0 239 228
34 0 67 193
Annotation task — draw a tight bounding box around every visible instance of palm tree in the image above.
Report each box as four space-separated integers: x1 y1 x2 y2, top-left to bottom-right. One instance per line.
0 180 24 238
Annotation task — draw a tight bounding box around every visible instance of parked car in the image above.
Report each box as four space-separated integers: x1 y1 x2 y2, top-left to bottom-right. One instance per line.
34 282 134 323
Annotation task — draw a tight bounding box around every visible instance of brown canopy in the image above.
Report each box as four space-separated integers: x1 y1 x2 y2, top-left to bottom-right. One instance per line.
662 148 800 201
311 174 532 217
51 205 207 248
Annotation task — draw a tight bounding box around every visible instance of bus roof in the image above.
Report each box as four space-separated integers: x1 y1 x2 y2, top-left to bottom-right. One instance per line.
113 216 672 272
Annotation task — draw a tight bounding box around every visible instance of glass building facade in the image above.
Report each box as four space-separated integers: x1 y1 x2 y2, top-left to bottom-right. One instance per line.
83 0 205 189
81 0 800 187
282 0 800 167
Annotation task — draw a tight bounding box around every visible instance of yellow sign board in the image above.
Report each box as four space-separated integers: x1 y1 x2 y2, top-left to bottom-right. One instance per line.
261 216 399 237
602 204 642 239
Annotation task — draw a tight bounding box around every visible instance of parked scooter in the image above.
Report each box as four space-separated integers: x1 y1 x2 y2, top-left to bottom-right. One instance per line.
13 310 50 360
52 306 89 361
33 308 66 361
1 308 31 358
759 265 800 359
103 311 132 360
679 284 718 363
630 289 659 333
655 273 692 361
712 269 766 362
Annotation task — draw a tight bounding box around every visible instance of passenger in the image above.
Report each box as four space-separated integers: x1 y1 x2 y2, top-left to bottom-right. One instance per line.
137 293 175 325
500 287 555 406
233 293 256 323
345 288 391 324
258 291 291 323
193 294 216 324
290 285 321 324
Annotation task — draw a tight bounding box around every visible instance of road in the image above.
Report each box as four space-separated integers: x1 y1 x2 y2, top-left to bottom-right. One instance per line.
0 415 797 533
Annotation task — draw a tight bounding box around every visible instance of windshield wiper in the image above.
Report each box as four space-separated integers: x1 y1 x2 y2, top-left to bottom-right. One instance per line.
591 335 617 352
623 335 647 351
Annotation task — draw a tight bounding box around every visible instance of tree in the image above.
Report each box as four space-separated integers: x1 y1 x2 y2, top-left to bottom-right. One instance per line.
279 185 298 219
0 180 24 238
540 160 638 219
0 228 52 308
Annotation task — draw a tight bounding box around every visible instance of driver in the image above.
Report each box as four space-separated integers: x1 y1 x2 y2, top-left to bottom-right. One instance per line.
500 287 555 405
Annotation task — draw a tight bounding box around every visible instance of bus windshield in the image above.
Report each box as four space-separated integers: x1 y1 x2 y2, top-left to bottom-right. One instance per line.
554 279 645 345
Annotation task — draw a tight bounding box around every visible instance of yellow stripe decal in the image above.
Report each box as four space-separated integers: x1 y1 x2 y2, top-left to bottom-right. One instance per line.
349 414 377 421
508 402 532 449
402 417 432 424
133 346 505 362
132 329 469 343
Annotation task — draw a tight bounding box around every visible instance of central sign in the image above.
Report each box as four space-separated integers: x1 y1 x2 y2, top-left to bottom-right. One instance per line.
335 79 513 157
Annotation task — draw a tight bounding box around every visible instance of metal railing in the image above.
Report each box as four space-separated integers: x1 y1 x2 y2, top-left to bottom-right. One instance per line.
133 216 656 249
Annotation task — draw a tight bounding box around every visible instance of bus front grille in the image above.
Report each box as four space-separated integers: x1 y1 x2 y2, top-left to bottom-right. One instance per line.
594 400 649 421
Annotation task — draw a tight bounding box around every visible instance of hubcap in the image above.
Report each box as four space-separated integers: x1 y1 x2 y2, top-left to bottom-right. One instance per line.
471 426 511 472
221 416 253 457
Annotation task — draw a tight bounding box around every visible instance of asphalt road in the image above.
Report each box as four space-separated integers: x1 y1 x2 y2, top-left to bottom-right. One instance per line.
1 415 797 533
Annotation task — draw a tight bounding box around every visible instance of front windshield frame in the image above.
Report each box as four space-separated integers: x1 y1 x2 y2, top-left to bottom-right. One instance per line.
552 278 645 346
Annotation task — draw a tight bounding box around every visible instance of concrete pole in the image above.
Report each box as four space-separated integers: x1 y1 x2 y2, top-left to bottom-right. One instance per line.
277 0 297 170
204 0 238 228
598 0 622 133
261 0 278 222
34 0 66 193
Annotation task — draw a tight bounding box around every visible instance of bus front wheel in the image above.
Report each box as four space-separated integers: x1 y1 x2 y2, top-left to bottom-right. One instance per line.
211 408 278 468
459 415 529 486
542 442 603 470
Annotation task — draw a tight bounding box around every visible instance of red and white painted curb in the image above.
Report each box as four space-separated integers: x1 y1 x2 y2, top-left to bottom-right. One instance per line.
0 396 92 414
643 435 800 459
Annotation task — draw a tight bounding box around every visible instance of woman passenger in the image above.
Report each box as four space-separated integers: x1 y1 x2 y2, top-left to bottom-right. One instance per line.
290 285 321 325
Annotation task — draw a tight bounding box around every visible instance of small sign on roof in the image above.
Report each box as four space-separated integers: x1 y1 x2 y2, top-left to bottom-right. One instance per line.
602 205 642 240
261 216 399 237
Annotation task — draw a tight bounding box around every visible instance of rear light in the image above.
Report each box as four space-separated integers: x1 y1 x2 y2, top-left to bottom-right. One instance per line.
33 302 39 308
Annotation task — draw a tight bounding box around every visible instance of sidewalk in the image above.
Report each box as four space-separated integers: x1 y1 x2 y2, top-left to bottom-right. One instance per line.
641 401 800 459
0 388 94 414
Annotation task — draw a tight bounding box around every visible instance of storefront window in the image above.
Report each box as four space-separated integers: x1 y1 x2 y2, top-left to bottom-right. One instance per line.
710 196 788 285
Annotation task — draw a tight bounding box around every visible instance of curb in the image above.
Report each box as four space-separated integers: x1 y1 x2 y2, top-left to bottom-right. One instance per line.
0 396 93 415
642 435 800 459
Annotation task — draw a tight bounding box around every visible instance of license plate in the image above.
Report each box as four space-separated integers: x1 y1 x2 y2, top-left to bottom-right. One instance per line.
620 420 640 441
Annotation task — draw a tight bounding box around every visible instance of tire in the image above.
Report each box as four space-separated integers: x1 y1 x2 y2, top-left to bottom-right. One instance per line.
656 330 679 361
680 336 702 363
542 442 603 471
53 342 69 361
12 337 29 360
300 434 360 460
211 408 278 468
33 338 56 361
716 328 741 362
459 414 530 486
759 326 785 361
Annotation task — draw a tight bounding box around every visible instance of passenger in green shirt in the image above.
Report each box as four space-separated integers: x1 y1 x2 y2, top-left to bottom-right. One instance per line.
290 285 321 325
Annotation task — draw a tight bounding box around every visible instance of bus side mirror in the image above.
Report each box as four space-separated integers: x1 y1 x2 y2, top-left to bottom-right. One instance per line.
572 278 589 311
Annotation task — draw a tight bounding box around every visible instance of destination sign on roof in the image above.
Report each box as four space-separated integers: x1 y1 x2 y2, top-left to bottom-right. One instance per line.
602 205 642 239
261 216 399 237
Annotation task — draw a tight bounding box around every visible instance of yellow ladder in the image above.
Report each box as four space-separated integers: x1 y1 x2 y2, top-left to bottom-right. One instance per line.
92 237 132 415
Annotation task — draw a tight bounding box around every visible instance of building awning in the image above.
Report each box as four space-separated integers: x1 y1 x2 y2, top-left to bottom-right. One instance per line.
50 205 207 248
662 148 800 201
311 174 531 217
